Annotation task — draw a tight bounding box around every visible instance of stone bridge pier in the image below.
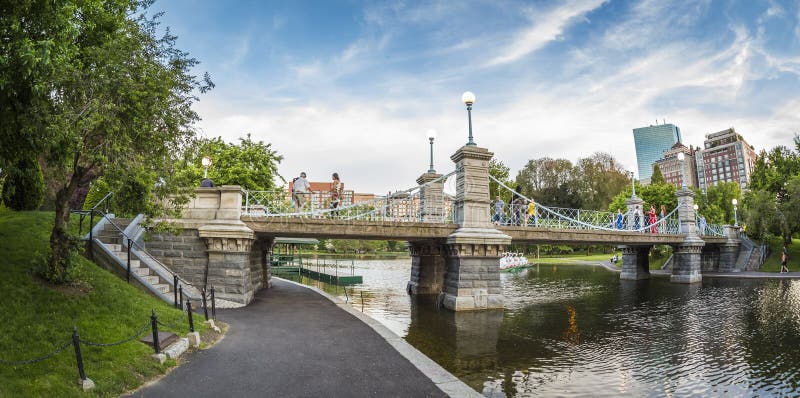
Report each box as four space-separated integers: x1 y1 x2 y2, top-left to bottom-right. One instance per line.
670 188 705 283
408 145 510 311
619 245 652 280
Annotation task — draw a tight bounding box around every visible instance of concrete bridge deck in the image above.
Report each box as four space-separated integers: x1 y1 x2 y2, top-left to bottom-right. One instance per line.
242 216 728 246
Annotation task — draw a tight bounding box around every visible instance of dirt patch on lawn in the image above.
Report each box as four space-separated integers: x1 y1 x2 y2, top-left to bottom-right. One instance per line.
33 274 93 296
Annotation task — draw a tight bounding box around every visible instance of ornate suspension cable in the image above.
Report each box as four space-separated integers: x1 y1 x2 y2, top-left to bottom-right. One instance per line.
249 170 456 218
488 175 682 233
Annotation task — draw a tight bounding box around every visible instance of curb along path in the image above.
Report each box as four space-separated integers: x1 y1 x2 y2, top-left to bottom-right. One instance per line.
127 278 479 398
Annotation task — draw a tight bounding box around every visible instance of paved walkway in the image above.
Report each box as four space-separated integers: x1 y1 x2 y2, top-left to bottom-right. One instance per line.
127 279 457 398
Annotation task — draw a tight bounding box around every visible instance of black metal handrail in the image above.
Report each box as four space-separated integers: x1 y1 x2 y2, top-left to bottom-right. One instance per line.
89 208 205 306
90 191 114 211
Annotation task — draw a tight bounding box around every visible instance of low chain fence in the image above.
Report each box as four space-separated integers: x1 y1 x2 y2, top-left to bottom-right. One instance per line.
0 290 218 388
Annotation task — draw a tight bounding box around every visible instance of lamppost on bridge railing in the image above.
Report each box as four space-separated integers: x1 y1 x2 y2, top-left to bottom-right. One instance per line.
202 156 212 179
732 198 738 227
461 91 476 146
426 129 437 173
629 171 637 197
677 152 687 189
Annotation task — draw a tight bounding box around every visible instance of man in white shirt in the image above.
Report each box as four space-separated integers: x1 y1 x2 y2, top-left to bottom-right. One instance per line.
293 172 311 210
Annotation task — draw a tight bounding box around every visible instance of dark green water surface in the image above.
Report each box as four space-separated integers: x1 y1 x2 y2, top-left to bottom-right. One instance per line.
284 260 800 397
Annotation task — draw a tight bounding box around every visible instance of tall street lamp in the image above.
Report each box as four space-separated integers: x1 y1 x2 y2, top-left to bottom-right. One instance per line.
426 129 437 173
732 198 738 226
202 156 212 179
677 152 687 189
461 91 476 146
629 171 637 197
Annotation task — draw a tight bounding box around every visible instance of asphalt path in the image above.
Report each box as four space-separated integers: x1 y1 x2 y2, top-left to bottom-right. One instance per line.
127 279 447 398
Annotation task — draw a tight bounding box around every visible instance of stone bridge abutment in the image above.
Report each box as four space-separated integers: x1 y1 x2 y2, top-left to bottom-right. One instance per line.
150 186 273 305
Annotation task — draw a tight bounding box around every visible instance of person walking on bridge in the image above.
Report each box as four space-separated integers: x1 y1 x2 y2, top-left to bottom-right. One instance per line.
293 172 311 212
649 205 658 234
526 200 537 227
330 173 343 217
493 196 504 225
616 209 623 229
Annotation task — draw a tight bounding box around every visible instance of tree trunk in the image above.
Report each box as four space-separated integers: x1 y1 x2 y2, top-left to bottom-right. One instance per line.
48 172 82 282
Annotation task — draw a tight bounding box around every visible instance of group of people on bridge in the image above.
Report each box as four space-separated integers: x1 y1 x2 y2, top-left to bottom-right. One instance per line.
290 171 344 214
493 194 539 226
615 204 669 234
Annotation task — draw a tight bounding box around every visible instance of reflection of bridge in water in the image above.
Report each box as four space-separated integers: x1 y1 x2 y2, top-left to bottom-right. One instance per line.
142 122 754 312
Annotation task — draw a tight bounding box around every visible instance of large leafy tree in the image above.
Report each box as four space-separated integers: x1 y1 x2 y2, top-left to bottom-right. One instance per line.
694 182 741 225
607 181 676 215
174 135 283 191
488 159 512 201
517 153 628 209
1 0 212 282
573 152 630 210
650 164 665 185
515 157 580 207
744 135 800 242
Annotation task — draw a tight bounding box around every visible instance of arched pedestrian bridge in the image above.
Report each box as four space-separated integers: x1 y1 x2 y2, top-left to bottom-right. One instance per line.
158 145 745 311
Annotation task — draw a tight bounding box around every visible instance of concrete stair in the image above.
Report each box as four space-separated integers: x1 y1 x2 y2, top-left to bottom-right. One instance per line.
93 217 175 299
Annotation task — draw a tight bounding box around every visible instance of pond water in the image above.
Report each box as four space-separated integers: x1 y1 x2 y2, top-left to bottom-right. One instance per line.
283 259 800 397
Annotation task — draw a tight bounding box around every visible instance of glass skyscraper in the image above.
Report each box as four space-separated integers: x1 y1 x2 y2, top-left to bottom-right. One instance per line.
633 123 682 183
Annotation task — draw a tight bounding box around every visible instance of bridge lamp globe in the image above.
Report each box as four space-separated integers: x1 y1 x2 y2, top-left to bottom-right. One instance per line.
676 152 686 189
461 91 476 147
201 156 212 179
426 129 437 173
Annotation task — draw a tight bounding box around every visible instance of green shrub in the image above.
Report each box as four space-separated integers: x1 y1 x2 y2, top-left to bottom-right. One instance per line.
1 157 45 211
82 179 111 211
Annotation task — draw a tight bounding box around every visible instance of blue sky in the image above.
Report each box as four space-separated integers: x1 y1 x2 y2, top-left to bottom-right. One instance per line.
155 0 800 193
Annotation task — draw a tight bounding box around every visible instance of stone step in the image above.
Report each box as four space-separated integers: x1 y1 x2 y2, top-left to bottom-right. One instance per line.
142 275 160 285
134 267 150 276
96 233 121 242
153 284 170 294
107 244 122 252
111 254 140 268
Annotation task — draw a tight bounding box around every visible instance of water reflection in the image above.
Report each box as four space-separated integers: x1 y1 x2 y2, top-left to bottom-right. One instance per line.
284 258 800 397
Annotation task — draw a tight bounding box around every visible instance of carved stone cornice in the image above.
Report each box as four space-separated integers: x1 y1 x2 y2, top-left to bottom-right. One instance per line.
409 241 447 256
203 237 254 253
450 145 494 163
445 242 505 257
198 223 254 253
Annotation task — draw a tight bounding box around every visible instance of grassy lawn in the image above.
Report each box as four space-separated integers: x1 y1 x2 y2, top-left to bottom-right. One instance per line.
758 237 800 273
529 253 620 263
529 251 669 270
0 209 203 397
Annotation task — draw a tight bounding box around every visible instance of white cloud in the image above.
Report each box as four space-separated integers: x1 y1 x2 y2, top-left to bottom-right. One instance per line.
187 0 800 193
486 0 607 66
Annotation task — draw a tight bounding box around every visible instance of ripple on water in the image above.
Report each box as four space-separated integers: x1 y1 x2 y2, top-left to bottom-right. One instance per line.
291 259 800 397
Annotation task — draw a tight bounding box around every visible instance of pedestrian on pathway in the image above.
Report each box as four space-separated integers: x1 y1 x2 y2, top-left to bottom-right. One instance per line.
660 204 667 219
493 195 504 225
781 242 790 273
330 173 343 217
616 209 624 229
649 205 658 234
293 172 311 211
